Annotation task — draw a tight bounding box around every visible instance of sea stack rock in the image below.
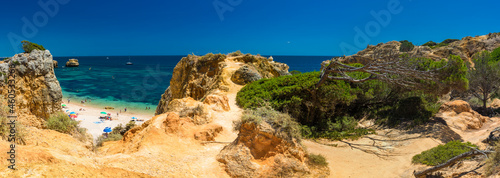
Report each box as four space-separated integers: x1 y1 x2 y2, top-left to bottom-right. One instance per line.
66 59 79 67
0 49 63 127
268 56 273 61
53 60 58 68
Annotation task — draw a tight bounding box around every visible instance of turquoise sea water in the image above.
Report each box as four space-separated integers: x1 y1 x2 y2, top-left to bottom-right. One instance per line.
53 55 333 114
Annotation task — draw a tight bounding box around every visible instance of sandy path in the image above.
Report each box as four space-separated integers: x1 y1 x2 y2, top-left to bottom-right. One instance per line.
62 101 154 140
303 130 442 178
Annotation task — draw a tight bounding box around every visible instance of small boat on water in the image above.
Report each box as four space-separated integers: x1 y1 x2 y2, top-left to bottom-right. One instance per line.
126 57 133 65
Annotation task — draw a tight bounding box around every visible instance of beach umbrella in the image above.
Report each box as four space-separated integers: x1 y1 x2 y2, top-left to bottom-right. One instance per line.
103 127 112 133
100 112 107 115
61 104 67 107
65 110 70 112
70 112 76 114
131 117 137 120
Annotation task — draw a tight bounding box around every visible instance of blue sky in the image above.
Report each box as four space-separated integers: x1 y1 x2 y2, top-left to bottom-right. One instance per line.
0 0 498 56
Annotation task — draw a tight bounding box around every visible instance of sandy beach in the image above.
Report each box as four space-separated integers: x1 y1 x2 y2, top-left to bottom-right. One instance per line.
61 100 154 140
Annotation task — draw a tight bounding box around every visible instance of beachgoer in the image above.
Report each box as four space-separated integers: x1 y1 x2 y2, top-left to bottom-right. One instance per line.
117 113 119 116
68 99 70 103
85 99 87 102
125 108 127 112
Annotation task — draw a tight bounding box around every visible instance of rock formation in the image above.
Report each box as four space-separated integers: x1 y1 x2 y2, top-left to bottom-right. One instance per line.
155 53 290 115
217 117 318 177
53 60 58 68
333 33 500 66
231 64 262 85
65 59 79 67
0 49 63 127
437 100 489 130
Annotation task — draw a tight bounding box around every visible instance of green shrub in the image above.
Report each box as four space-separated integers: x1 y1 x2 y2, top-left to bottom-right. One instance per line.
95 133 123 147
399 40 415 52
485 141 500 176
422 41 437 47
21 40 45 53
308 153 328 167
229 50 243 57
235 106 302 142
290 70 302 75
46 112 79 134
412 141 477 166
433 39 460 48
491 47 500 62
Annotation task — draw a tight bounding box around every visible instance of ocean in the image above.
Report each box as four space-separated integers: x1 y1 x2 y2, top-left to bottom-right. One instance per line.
53 55 333 114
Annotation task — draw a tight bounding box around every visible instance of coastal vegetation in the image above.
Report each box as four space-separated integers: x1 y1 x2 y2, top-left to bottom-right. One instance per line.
235 106 302 142
399 40 415 52
308 153 328 167
46 112 88 142
95 121 136 148
237 54 468 140
422 41 437 47
21 40 46 53
412 141 477 166
467 50 500 110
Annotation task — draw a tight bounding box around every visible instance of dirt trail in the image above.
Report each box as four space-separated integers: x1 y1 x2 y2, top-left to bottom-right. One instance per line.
303 129 441 178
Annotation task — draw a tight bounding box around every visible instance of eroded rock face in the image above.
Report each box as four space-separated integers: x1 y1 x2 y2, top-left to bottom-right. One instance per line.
437 100 489 130
231 65 262 85
65 59 79 67
155 54 289 115
217 121 310 178
0 50 63 127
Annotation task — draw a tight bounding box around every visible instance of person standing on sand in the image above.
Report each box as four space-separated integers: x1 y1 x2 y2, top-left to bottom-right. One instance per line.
125 107 127 112
68 99 70 103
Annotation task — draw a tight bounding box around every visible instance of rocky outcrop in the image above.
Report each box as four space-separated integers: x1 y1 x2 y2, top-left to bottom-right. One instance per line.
231 64 262 85
335 33 500 66
0 50 63 127
155 53 289 115
217 120 312 178
437 100 489 130
53 60 58 68
65 59 79 67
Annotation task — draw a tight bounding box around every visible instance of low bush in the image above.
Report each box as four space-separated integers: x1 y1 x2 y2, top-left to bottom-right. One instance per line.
412 140 477 166
399 40 415 52
235 106 302 142
491 47 500 62
46 112 79 134
21 40 45 53
422 41 437 47
229 50 244 57
95 133 123 147
308 153 328 167
290 70 302 75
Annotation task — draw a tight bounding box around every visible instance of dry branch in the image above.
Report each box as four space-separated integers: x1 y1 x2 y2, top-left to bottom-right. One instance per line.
413 150 494 178
317 49 441 88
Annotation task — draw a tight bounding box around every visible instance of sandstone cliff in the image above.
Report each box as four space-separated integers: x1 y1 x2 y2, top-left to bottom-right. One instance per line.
155 53 290 115
337 33 500 65
0 50 63 128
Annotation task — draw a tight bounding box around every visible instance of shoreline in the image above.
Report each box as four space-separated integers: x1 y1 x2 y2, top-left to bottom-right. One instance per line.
62 99 155 141
62 95 157 116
